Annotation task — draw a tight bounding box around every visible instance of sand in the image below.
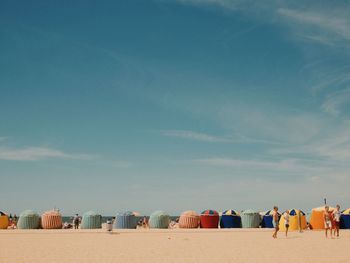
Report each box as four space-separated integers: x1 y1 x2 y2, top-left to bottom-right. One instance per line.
0 228 349 263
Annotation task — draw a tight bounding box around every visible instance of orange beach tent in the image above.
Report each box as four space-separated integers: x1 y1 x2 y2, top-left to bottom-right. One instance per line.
309 206 335 230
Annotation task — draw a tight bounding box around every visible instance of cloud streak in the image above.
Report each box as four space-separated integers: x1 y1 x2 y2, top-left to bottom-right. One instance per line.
161 130 233 142
161 129 282 144
0 146 94 161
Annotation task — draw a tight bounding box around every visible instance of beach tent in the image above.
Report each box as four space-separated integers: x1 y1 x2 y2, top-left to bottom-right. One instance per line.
179 210 200 228
81 211 102 229
0 211 9 229
114 211 137 229
220 210 241 228
340 208 350 229
309 206 335 230
261 210 281 228
200 210 219 228
279 209 307 231
241 209 260 228
149 211 170 229
17 210 40 229
41 210 62 229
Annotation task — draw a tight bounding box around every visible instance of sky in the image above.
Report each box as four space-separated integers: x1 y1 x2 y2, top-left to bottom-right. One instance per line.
1 0 350 215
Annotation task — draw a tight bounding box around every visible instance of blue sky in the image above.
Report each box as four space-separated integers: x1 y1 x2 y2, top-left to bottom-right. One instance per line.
1 0 350 215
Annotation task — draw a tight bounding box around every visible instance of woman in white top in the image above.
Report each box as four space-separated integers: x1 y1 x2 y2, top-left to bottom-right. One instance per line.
284 210 290 237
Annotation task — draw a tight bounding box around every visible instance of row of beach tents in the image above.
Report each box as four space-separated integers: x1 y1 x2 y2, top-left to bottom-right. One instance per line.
1 206 350 230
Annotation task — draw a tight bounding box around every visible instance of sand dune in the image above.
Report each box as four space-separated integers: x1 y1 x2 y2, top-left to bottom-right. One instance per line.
0 229 349 263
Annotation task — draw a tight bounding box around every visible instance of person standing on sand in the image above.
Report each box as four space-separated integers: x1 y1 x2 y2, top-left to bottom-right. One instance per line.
324 206 333 238
332 205 341 237
272 206 279 238
284 210 290 237
73 214 80 229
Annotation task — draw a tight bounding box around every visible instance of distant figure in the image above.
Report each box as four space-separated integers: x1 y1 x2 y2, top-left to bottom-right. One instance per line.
332 205 341 237
272 206 279 238
324 206 333 238
9 214 12 226
284 210 290 237
142 216 149 228
13 214 18 226
63 222 73 229
73 214 80 229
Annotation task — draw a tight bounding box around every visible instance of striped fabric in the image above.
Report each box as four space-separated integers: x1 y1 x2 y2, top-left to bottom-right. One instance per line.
17 210 40 229
222 210 239 216
81 211 102 229
149 211 170 229
241 210 261 228
342 208 350 215
179 210 200 228
114 211 137 229
41 210 62 229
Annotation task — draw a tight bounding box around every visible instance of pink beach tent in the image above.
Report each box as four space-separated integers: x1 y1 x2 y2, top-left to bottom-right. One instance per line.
179 210 200 228
41 210 63 229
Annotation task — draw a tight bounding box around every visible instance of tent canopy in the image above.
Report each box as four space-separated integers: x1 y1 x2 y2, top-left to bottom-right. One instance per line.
222 210 240 216
201 210 218 216
342 208 350 215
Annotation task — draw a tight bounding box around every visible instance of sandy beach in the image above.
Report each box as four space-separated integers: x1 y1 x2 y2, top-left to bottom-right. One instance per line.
1 229 349 263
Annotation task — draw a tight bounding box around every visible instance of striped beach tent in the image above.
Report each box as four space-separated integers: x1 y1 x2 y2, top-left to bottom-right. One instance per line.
200 210 219 228
279 209 307 231
261 210 280 228
0 211 9 229
81 211 102 229
41 210 62 229
220 210 241 228
241 209 260 228
149 211 170 229
340 208 350 229
114 211 137 229
179 210 200 228
310 206 335 230
17 210 40 229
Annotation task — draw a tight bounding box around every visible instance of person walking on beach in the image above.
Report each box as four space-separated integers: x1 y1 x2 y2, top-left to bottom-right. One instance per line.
324 206 333 238
272 206 279 238
73 214 80 229
284 210 290 237
332 205 341 237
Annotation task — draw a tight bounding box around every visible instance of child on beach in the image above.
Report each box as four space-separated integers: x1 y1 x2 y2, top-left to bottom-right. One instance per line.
272 206 279 239
332 205 341 237
284 210 290 237
324 206 333 238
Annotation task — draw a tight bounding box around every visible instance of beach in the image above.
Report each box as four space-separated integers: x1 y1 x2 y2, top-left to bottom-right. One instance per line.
1 228 349 263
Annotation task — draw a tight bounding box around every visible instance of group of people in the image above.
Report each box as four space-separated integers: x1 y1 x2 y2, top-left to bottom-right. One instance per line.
6 214 18 229
271 205 342 239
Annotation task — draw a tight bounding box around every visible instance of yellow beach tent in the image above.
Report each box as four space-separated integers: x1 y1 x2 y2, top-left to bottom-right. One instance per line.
279 209 307 231
310 206 335 230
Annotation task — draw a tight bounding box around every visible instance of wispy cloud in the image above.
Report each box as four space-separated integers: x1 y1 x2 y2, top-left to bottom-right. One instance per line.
270 124 350 163
161 129 282 144
320 87 350 116
193 157 326 173
0 146 94 161
161 130 232 142
277 7 350 46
